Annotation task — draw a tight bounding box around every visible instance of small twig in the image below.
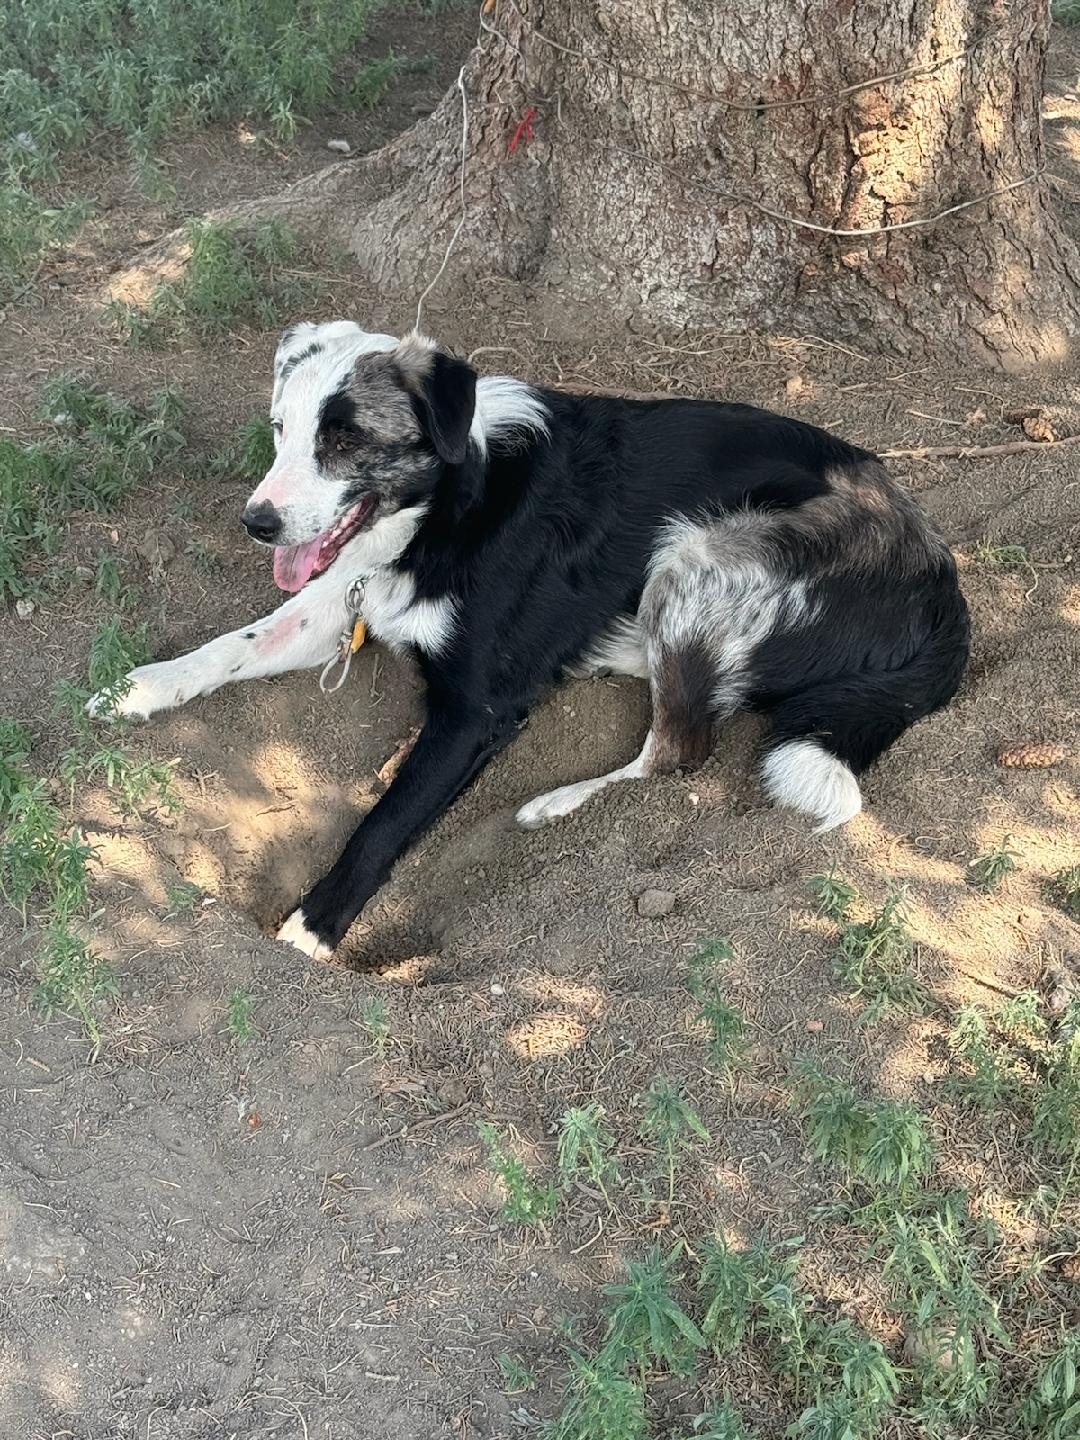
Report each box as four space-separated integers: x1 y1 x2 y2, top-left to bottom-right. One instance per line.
361 1102 471 1152
880 434 1080 461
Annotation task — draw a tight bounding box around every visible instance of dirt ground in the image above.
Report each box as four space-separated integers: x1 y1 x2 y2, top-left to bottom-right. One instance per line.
2 11 1080 1440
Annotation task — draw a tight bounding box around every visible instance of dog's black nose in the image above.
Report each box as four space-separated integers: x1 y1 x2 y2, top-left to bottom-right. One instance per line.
242 502 281 544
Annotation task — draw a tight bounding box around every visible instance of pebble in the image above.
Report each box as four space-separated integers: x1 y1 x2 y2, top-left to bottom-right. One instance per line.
636 888 676 918
14 598 35 619
804 1018 824 1033
327 138 352 155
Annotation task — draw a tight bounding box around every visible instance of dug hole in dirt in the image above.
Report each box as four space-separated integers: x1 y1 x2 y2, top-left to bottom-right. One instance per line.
2 11 1080 1440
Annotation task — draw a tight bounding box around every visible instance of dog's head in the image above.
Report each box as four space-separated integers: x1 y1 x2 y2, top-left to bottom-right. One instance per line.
243 322 477 592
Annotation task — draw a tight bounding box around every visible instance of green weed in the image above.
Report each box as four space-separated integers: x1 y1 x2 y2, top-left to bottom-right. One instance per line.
878 1200 1008 1423
1 0 378 181
557 1102 621 1200
497 1352 536 1394
603 1243 706 1380
360 995 391 1057
832 888 927 1023
693 984 747 1073
638 1076 710 1206
226 987 256 1042
55 623 180 818
791 1061 932 1189
968 836 1019 891
973 540 1030 571
0 185 91 292
1019 1330 1080 1436
164 879 202 916
678 1401 760 1440
93 555 138 609
1052 865 1080 919
33 923 116 1050
807 869 857 924
477 1121 558 1225
546 1348 649 1440
0 719 34 814
350 54 404 110
947 1005 1025 1111
0 381 184 602
212 414 276 482
697 1235 755 1353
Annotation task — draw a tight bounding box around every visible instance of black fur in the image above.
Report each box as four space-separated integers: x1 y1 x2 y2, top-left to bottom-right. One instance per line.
294 378 969 950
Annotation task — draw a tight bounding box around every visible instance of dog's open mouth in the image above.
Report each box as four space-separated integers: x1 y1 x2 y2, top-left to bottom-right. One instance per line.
272 495 379 593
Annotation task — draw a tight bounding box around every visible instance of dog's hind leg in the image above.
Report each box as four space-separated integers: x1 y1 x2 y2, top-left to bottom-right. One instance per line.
87 566 351 721
516 728 659 828
516 639 718 827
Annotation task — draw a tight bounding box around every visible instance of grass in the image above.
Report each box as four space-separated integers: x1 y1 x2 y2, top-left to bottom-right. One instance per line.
115 218 312 341
0 0 381 289
226 987 256 1043
0 377 184 603
360 995 391 1057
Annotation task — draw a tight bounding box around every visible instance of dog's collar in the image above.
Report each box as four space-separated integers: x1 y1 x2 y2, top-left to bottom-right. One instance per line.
319 575 368 694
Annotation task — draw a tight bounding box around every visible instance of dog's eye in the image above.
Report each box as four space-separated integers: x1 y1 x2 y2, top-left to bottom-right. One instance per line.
271 418 283 436
332 427 363 453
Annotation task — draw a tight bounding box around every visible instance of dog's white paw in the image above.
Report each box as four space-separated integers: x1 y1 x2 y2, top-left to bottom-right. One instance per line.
277 909 333 960
516 781 592 829
86 662 194 722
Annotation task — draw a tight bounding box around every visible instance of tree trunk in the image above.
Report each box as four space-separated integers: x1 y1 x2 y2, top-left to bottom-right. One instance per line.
264 0 1080 368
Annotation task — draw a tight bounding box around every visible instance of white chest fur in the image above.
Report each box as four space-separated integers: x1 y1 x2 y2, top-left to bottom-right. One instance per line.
336 504 455 658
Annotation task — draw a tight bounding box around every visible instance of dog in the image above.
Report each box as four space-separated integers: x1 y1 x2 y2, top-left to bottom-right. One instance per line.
91 322 969 959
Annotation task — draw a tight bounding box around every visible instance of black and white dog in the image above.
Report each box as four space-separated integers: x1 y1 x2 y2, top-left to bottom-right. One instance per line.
93 322 969 959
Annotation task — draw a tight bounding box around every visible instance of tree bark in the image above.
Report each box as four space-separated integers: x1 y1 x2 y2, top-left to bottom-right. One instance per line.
257 0 1080 367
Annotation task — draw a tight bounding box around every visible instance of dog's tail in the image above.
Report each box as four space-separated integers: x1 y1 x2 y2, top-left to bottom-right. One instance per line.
760 600 969 832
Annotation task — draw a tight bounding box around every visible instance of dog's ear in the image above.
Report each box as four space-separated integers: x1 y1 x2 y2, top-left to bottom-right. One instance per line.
396 337 477 466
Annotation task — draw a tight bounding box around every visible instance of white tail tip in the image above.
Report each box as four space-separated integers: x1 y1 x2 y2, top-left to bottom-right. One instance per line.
761 739 862 833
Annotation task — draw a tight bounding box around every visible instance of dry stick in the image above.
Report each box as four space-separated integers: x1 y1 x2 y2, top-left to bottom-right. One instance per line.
879 433 1080 461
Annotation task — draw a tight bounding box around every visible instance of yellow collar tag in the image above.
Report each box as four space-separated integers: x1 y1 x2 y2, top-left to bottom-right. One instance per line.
349 617 367 653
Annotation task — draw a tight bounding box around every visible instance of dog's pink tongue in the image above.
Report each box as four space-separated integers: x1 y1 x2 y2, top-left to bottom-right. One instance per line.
273 534 325 593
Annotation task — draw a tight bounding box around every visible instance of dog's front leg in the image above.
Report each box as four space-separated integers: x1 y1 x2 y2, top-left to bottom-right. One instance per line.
278 706 521 958
87 570 352 721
